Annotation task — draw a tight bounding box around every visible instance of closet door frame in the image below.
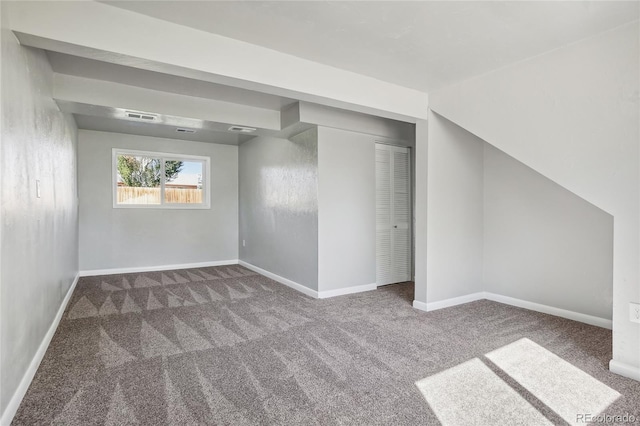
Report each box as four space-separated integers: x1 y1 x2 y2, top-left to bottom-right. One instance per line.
375 143 412 286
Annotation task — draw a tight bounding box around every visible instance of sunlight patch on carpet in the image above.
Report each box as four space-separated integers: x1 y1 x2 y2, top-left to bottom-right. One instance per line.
486 338 620 426
416 358 552 426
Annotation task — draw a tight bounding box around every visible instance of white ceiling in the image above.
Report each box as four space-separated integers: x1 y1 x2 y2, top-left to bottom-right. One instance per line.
103 1 640 92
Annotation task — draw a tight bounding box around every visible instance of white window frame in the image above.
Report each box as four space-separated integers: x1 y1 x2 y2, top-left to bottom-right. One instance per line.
112 148 211 209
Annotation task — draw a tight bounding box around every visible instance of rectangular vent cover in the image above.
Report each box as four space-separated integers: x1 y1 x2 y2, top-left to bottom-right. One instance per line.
125 111 157 121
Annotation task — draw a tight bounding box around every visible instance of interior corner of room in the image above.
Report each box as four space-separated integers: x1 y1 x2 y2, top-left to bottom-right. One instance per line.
1 1 639 424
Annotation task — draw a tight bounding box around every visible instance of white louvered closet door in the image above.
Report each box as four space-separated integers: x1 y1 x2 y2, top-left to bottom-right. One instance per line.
376 144 412 286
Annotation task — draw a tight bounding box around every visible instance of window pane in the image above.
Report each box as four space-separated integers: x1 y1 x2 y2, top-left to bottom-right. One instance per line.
116 154 161 205
165 160 203 204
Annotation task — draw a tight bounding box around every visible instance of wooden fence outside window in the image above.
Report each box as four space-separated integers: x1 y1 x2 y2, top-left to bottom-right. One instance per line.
117 187 203 204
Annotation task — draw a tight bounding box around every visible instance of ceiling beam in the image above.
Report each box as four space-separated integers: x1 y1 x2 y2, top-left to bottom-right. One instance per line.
297 102 415 143
8 1 428 122
53 74 280 131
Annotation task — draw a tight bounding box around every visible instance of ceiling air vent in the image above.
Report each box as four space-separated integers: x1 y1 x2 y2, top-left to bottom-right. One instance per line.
176 128 196 134
228 125 256 133
125 111 158 121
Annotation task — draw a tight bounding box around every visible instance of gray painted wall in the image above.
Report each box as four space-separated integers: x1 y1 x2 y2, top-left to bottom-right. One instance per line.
238 130 319 290
425 113 484 303
429 22 638 370
413 120 428 303
78 130 238 271
484 144 614 319
317 126 376 292
1 6 79 417
422 113 614 322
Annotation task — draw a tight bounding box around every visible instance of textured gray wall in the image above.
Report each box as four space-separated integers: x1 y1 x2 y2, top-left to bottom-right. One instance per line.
484 144 614 319
1 7 79 416
317 127 376 291
78 130 238 271
425 113 484 304
239 131 319 290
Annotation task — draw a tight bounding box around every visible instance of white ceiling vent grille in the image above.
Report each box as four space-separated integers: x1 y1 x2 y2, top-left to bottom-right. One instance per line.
176 128 196 134
228 125 256 133
125 111 158 121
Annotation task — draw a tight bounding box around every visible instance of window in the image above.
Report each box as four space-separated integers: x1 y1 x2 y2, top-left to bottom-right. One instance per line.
113 149 210 209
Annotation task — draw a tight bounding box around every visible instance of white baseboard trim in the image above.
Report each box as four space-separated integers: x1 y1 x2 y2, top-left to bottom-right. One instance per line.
79 259 239 277
484 292 612 330
318 283 377 299
412 291 612 330
609 360 640 382
237 260 319 299
1 273 80 426
413 292 486 312
412 300 429 311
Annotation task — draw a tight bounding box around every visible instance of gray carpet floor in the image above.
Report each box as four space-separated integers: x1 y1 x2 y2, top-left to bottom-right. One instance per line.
12 265 640 425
